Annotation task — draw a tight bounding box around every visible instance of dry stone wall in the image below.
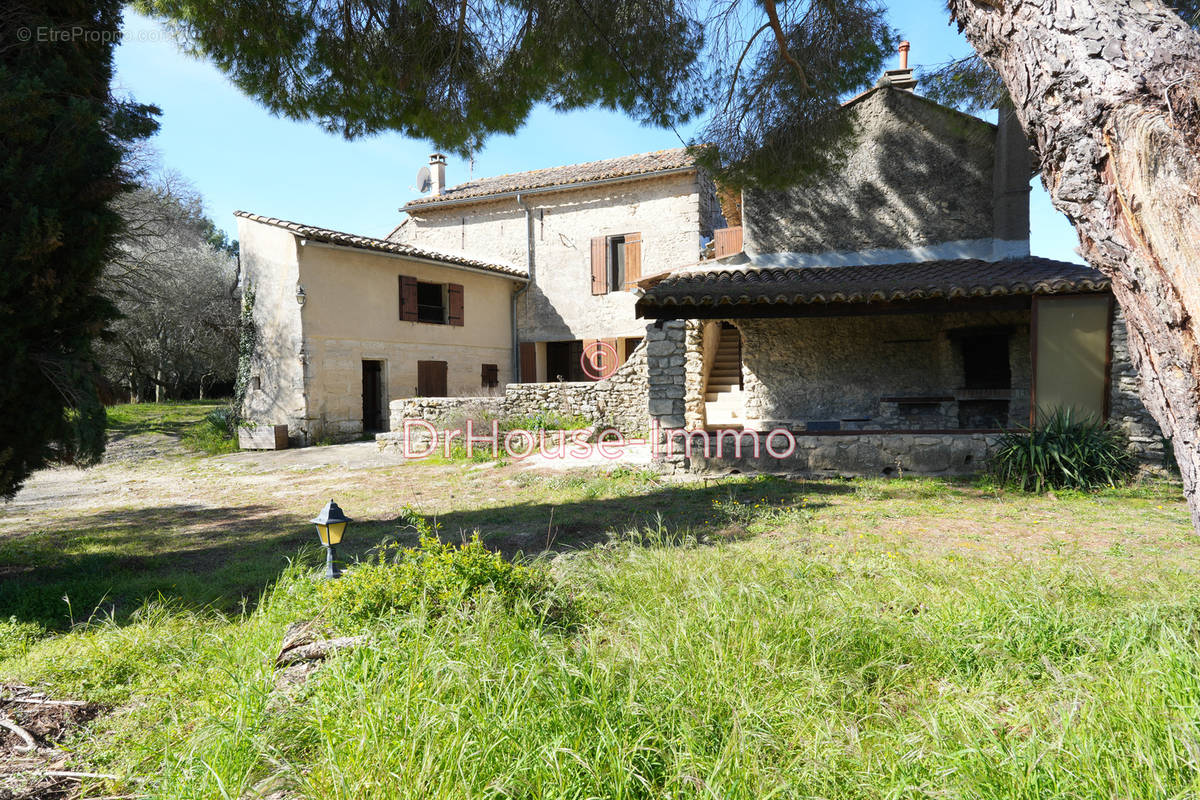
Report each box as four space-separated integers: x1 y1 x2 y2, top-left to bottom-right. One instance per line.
379 339 649 451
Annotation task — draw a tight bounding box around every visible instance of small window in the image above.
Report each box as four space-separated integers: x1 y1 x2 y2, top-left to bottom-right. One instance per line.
608 235 626 292
250 376 261 392
623 337 643 362
481 363 499 389
416 282 446 324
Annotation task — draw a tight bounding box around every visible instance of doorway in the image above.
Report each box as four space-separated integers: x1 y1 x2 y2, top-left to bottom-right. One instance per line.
362 360 385 432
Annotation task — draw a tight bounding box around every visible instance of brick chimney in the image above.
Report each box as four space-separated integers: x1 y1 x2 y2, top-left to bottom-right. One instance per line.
877 40 917 92
429 153 447 196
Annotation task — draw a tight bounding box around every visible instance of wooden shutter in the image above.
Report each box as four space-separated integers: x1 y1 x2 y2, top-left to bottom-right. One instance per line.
590 236 607 295
417 360 448 396
602 337 619 372
447 283 464 326
623 233 642 290
399 275 418 321
481 363 499 388
714 226 743 258
519 342 537 383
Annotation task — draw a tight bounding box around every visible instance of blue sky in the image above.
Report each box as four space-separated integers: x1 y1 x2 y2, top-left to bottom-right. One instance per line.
113 2 1082 264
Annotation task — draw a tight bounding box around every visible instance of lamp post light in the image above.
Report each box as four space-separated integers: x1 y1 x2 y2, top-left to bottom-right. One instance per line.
311 499 352 579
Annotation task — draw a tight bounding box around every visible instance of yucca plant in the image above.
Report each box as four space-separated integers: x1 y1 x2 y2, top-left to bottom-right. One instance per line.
990 407 1138 492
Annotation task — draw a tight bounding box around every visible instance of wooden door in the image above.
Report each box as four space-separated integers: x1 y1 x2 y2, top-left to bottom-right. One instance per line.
362 360 384 432
417 360 448 397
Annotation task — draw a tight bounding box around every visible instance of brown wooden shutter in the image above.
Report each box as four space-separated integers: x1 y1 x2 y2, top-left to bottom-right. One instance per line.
417 360 447 396
481 363 499 388
400 275 418 321
602 337 619 372
447 283 464 326
714 226 743 258
519 342 537 383
590 236 607 295
623 233 642 290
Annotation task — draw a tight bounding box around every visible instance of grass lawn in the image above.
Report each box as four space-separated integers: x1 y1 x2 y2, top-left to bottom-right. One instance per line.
1 402 1198 798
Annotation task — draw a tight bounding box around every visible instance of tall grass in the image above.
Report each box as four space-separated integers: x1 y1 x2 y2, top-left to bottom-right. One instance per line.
6 529 1200 799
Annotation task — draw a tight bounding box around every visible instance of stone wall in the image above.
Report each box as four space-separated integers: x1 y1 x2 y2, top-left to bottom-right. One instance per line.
1109 307 1166 464
683 431 999 477
735 310 1033 431
743 89 999 258
380 339 650 449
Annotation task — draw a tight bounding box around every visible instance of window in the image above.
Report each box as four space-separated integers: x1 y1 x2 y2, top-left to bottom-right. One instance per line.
400 276 464 326
590 233 641 294
608 235 626 291
623 337 642 361
481 363 499 389
416 281 446 324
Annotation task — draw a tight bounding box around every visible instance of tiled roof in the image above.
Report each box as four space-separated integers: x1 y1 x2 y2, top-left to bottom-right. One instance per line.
404 148 696 208
637 257 1107 316
234 212 527 278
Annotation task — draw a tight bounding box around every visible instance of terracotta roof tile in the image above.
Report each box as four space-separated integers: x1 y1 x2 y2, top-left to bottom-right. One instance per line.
637 257 1107 316
404 148 695 209
234 212 527 278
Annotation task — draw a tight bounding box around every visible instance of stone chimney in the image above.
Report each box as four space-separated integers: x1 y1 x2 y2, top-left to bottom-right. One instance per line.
992 102 1032 259
429 153 447 196
877 40 917 92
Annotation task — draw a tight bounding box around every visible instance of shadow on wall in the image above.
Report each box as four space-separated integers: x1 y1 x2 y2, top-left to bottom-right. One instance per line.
746 90 995 256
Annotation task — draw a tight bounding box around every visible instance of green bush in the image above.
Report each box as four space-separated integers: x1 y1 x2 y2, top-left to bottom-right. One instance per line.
990 408 1138 492
319 512 575 629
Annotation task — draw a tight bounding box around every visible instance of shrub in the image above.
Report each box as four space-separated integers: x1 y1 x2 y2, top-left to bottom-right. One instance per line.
990 408 1138 492
319 512 575 629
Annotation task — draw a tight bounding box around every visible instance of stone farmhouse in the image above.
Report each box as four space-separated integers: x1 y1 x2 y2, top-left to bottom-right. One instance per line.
237 56 1163 475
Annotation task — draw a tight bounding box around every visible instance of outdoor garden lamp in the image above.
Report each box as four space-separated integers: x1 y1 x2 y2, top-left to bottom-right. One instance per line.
311 499 352 579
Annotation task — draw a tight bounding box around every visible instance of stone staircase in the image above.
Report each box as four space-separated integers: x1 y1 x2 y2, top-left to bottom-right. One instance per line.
704 324 745 428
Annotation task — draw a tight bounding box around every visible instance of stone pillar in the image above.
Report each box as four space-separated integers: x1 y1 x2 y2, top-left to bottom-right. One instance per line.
646 320 689 471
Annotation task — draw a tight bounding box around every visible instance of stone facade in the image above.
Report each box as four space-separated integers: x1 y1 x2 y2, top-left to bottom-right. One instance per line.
735 310 1033 431
743 88 1024 263
645 305 1164 475
1109 307 1167 465
395 171 724 347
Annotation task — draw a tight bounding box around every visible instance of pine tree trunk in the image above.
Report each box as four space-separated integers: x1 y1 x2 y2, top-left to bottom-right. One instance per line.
947 0 1200 529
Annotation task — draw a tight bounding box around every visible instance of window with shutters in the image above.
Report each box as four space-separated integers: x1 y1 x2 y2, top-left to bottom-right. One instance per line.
591 233 641 294
399 276 464 326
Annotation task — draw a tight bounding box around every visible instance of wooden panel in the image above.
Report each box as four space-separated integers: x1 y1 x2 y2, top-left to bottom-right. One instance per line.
447 283 464 326
400 275 418 321
519 342 537 383
481 363 499 388
623 233 642 290
602 337 619 372
417 360 447 397
590 236 607 295
238 424 289 450
714 226 743 258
